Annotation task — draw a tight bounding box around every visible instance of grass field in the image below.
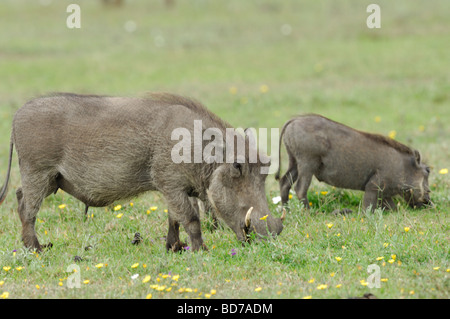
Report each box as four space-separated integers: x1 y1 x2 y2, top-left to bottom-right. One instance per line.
0 0 448 299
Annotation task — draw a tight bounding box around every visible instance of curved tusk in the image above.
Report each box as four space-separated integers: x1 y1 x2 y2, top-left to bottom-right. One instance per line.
281 208 287 223
245 207 254 227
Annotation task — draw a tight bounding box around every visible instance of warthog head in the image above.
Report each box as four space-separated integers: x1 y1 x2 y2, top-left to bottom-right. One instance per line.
207 156 284 243
403 150 433 208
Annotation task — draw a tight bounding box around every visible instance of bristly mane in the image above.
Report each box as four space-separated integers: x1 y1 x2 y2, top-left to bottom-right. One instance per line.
301 114 415 155
145 92 231 131
358 131 414 155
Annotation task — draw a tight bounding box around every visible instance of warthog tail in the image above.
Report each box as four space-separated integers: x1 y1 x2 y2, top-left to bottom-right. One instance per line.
0 140 14 205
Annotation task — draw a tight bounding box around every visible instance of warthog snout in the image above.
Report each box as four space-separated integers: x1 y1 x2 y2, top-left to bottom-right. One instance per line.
240 206 285 242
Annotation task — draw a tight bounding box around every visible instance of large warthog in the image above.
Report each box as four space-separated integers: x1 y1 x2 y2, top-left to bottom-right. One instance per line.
0 93 284 252
275 114 432 211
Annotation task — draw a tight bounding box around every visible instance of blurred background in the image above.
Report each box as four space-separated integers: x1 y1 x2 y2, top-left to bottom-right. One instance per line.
0 0 449 193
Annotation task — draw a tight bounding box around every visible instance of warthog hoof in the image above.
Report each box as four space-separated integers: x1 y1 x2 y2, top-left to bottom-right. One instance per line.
41 242 53 250
166 240 187 253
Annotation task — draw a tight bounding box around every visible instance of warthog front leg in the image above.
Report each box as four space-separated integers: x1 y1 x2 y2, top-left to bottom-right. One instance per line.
165 192 207 252
166 215 186 252
363 173 384 211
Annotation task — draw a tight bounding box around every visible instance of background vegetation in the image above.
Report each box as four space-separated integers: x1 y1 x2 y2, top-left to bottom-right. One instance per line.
0 0 448 299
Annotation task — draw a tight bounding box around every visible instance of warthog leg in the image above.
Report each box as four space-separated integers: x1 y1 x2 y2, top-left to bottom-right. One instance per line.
166 215 186 252
165 192 207 252
363 173 384 211
294 163 315 210
16 167 58 252
279 148 298 207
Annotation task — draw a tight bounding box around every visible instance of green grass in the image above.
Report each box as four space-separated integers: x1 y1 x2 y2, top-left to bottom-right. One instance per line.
0 0 449 299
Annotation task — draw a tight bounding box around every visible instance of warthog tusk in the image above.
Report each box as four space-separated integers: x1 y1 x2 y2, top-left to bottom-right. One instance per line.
245 207 254 228
281 208 287 222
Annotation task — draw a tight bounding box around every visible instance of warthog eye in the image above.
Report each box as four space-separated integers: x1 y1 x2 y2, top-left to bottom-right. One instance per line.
233 162 242 175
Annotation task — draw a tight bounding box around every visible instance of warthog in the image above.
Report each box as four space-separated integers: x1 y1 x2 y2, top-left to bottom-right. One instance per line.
0 93 284 252
275 114 432 211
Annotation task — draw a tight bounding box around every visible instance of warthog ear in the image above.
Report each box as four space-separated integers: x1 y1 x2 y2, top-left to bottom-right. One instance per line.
413 150 422 165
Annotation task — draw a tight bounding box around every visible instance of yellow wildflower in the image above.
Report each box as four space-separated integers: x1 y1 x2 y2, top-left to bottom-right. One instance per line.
116 213 123 218
438 168 448 175
335 257 342 262
150 206 158 211
316 284 328 290
326 223 333 229
229 86 237 95
302 295 312 299
320 191 328 195
58 204 66 209
388 130 397 139
433 267 440 271
172 274 180 281
142 275 151 283
131 263 139 269
376 257 384 261
146 293 152 299
0 292 9 299
308 278 315 283
404 227 410 232
374 116 381 123
360 280 368 286
205 293 211 298
95 263 104 269
113 205 122 211
259 215 268 221
381 278 388 282
335 284 342 288
254 287 262 292
83 280 89 284
3 266 11 272
210 289 217 295
259 84 269 93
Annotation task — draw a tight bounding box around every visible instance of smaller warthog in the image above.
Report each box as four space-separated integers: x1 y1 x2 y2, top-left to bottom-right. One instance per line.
275 114 432 211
